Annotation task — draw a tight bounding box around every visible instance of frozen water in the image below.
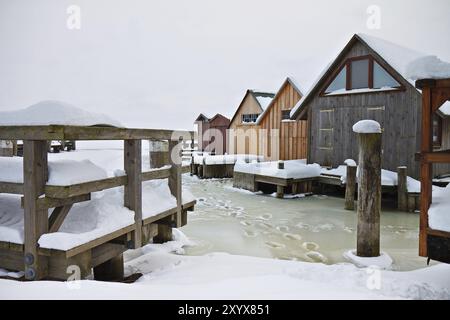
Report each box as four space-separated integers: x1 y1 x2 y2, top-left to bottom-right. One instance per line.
182 176 432 271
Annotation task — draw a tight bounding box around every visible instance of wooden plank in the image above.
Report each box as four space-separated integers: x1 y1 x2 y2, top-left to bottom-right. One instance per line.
420 150 450 163
124 139 142 249
141 167 171 181
0 182 23 194
21 193 90 210
91 243 126 268
169 139 183 227
427 228 450 239
142 207 177 226
0 248 24 272
254 175 289 186
64 224 135 258
23 140 48 280
48 205 73 233
0 125 194 142
45 176 126 199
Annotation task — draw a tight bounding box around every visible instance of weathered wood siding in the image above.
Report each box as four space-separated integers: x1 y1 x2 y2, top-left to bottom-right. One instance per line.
304 41 423 178
229 93 262 154
259 81 306 160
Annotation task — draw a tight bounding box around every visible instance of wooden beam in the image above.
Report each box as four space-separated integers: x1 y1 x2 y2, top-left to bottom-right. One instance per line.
23 140 49 280
91 243 126 268
344 165 357 210
124 140 142 248
48 205 73 233
0 182 23 194
169 138 183 227
420 87 433 257
21 193 90 210
45 176 126 199
397 166 408 212
141 167 171 181
418 150 450 163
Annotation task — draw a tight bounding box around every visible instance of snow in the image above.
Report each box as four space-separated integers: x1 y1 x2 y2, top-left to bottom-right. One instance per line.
291 33 450 120
321 164 422 192
439 101 450 116
352 120 381 133
0 157 108 186
1 238 449 299
428 184 450 233
343 250 393 270
325 87 400 96
0 100 122 127
234 160 321 179
344 159 357 167
204 154 263 165
255 96 273 110
405 55 450 81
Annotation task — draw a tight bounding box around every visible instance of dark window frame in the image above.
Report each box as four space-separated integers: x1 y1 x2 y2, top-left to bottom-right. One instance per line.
241 113 259 123
321 54 404 96
281 110 291 120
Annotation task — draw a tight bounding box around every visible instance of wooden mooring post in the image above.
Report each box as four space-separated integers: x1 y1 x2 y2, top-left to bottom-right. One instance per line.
356 130 382 257
397 166 408 212
276 161 285 198
344 165 357 210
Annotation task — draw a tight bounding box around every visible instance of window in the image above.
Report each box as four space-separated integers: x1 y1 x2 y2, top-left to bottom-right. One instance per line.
281 110 291 120
433 115 442 148
324 55 402 94
373 61 400 88
242 113 259 123
351 59 369 89
325 68 346 93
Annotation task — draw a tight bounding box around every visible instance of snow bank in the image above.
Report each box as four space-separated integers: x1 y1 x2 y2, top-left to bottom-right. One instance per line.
405 56 450 81
0 100 121 127
428 184 450 232
352 120 381 133
343 250 393 269
235 160 320 179
204 154 263 165
0 157 108 186
321 163 421 192
1 250 449 299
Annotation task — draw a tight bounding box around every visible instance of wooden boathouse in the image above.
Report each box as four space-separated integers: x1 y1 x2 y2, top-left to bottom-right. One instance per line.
291 33 450 179
416 78 450 264
0 125 195 281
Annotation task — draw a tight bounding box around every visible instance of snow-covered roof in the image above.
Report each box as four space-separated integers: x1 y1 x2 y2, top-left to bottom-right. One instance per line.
251 91 275 110
0 100 122 127
256 77 304 124
290 33 450 120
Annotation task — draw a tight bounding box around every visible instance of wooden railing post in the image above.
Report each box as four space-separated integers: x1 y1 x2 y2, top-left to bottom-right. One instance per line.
124 139 142 249
345 165 357 210
169 136 183 228
356 132 382 257
397 166 408 212
149 140 169 169
23 140 48 280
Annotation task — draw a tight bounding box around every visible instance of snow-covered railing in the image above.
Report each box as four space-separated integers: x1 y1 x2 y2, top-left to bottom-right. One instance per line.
0 124 196 281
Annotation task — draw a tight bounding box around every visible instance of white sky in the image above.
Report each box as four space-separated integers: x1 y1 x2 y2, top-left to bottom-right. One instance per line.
1 0 449 130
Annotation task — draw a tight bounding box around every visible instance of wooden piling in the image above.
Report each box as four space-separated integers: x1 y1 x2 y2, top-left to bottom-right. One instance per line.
344 165 357 210
397 166 408 212
23 140 49 280
169 137 183 227
124 140 142 249
93 254 124 281
356 132 381 257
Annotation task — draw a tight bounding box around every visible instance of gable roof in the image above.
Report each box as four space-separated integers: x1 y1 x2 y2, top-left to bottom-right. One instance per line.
290 33 449 120
256 77 304 124
229 89 275 126
195 113 210 122
209 113 230 124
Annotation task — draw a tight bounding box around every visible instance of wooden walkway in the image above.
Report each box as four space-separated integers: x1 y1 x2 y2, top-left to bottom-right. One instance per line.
0 125 196 281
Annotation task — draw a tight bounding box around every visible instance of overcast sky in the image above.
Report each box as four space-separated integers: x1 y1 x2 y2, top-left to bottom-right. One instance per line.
1 0 449 130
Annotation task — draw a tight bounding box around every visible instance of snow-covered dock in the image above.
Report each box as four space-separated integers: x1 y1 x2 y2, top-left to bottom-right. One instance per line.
0 124 196 281
192 154 263 178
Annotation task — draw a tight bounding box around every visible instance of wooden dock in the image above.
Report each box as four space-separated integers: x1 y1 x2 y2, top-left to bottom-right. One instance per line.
0 125 196 281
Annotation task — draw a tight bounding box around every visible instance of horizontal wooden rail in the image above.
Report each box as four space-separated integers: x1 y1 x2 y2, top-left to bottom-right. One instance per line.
0 125 194 141
0 182 23 194
416 150 450 163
